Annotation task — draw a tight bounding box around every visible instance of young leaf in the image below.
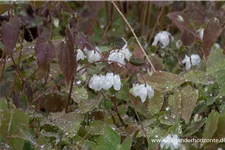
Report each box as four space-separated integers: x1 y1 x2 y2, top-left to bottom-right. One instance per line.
148 91 164 115
1 17 20 55
35 37 56 72
181 85 198 124
168 89 182 120
202 18 223 60
139 71 185 92
58 27 76 84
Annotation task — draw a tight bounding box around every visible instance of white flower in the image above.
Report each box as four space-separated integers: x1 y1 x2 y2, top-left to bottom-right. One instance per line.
89 74 103 91
76 49 86 61
160 134 180 150
131 84 154 103
84 47 102 63
121 38 132 60
113 74 122 91
152 31 174 48
89 73 122 91
108 50 126 65
197 28 204 40
102 73 114 90
53 18 59 28
108 38 132 66
181 54 201 70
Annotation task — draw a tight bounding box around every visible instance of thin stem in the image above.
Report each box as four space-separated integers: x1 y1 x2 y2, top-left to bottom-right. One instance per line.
65 73 75 113
11 54 25 86
76 60 128 74
111 1 156 72
129 94 149 146
0 51 6 83
112 96 127 127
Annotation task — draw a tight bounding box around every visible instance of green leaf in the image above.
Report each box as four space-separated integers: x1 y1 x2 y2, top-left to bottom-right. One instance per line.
95 126 131 150
139 71 185 92
95 126 120 150
47 111 83 138
213 112 225 139
168 89 182 120
86 120 104 135
207 49 225 75
0 99 15 110
119 138 132 150
183 118 206 136
146 127 166 150
203 110 219 139
206 49 225 87
183 70 214 85
181 85 198 124
0 109 29 150
148 91 164 115
158 114 177 125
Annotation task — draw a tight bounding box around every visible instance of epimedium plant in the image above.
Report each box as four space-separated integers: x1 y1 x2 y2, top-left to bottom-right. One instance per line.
0 1 225 150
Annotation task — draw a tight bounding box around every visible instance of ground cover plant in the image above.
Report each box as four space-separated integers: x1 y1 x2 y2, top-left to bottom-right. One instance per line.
0 1 225 150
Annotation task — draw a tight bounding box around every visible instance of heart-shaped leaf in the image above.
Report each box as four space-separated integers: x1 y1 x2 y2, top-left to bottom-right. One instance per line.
58 27 76 84
202 18 223 60
139 71 185 92
1 17 20 55
35 37 56 72
181 85 198 124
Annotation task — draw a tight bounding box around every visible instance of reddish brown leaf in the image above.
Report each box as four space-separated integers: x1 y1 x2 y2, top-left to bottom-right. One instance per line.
1 17 20 55
167 11 190 32
58 27 76 85
75 32 95 50
35 37 56 71
202 18 223 60
180 29 197 46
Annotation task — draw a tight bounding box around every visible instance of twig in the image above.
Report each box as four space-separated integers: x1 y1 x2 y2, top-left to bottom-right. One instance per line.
111 1 156 72
129 94 149 146
111 96 127 127
10 54 25 85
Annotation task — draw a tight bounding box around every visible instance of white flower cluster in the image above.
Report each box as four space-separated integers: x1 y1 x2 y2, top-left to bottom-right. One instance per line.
89 73 122 91
84 47 102 63
160 133 180 150
152 31 174 48
108 38 132 66
181 54 201 70
131 83 154 103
